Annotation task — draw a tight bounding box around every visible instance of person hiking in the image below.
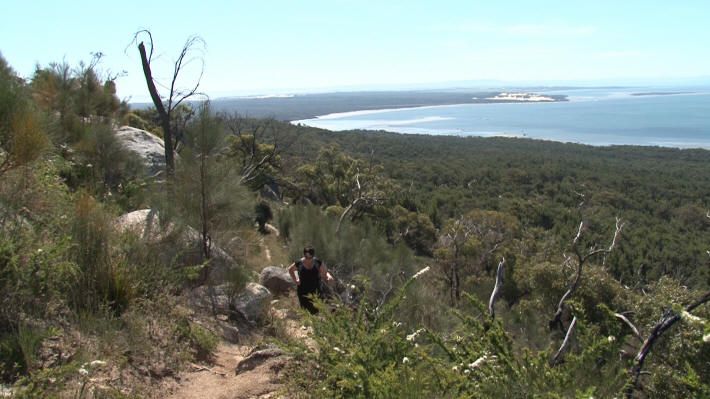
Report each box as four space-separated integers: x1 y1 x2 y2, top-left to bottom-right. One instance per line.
288 245 333 314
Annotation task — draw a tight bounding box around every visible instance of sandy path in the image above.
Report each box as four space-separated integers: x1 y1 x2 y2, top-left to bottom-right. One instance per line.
165 342 287 399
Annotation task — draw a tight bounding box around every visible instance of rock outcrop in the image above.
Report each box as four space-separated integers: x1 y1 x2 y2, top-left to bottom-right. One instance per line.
116 209 237 284
235 346 284 374
189 284 232 315
232 283 272 322
114 126 170 177
259 266 294 296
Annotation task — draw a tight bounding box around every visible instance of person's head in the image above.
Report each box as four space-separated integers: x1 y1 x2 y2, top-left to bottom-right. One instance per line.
303 245 315 258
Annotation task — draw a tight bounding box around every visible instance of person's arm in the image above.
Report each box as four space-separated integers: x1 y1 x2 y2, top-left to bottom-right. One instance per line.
320 262 334 282
288 263 300 285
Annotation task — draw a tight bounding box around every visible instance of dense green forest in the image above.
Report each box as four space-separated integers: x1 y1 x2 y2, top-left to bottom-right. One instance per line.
1 49 710 399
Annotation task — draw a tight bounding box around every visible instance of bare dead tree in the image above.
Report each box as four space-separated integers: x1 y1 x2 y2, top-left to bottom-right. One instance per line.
375 271 406 312
550 217 624 330
551 316 577 367
132 30 205 177
223 115 287 186
625 290 710 398
335 172 385 234
488 258 505 320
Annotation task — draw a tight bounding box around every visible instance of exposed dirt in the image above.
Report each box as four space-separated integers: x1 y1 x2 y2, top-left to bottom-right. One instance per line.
155 238 310 399
159 312 313 399
164 342 285 399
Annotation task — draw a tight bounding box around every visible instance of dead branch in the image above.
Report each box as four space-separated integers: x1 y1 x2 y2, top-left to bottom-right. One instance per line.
550 217 624 330
375 272 405 312
335 191 384 234
488 258 505 319
625 290 710 398
551 316 577 367
614 313 641 338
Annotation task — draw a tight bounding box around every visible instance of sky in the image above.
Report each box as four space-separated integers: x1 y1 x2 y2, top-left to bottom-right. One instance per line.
2 0 710 102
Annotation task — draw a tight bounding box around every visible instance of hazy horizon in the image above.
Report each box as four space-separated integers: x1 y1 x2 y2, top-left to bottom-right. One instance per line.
4 1 710 103
125 76 710 105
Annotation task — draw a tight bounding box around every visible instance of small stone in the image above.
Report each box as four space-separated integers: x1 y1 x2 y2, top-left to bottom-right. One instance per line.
222 325 240 343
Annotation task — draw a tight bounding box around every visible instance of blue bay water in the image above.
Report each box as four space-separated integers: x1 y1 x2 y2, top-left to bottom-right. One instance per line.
294 87 710 148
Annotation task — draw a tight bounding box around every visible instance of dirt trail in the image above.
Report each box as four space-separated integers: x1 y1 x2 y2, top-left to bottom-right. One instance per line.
162 240 310 399
164 342 285 399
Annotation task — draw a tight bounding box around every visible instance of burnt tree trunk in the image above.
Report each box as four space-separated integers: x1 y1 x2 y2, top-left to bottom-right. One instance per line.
138 42 174 176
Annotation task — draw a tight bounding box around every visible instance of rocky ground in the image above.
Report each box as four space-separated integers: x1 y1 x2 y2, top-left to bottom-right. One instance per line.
160 308 312 399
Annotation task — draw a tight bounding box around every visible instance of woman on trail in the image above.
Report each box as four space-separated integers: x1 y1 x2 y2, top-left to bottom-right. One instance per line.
288 245 333 314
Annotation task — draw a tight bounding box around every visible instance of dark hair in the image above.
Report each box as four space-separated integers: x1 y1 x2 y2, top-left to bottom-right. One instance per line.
303 245 315 256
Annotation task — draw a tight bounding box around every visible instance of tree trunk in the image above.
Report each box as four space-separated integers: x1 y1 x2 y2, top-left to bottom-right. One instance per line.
138 42 174 176
200 150 210 259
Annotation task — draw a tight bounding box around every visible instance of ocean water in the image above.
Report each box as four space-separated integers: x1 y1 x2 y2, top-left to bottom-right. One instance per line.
293 87 710 148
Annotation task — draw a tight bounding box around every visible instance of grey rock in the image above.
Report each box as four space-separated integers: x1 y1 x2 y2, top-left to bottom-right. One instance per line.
259 266 294 296
114 126 170 177
221 325 240 343
235 346 284 374
232 283 272 322
116 209 239 284
189 284 232 315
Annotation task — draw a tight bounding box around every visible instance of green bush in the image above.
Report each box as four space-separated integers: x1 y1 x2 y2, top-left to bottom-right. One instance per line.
286 274 450 399
0 324 55 383
175 316 218 362
276 205 418 304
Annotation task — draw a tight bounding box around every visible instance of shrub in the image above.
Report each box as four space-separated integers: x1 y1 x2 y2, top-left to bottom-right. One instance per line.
175 316 218 362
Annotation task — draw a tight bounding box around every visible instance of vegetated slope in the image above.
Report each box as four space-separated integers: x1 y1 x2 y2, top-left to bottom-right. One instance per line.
278 123 710 290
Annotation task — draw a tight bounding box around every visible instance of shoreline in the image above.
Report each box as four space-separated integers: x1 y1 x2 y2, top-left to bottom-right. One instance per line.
296 93 567 122
207 89 568 121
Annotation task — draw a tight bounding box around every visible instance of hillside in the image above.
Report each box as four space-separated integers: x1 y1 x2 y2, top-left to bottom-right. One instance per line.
2 53 710 398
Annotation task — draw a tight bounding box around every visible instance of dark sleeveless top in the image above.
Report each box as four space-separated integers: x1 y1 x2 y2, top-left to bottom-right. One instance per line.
295 257 322 295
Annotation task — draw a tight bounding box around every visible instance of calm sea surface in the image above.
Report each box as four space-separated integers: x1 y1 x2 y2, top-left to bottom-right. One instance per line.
293 87 710 148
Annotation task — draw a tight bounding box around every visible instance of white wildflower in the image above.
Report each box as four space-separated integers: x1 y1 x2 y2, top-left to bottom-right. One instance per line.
463 369 470 375
333 346 343 354
608 336 616 343
392 321 403 328
412 266 431 280
452 366 458 372
703 333 710 343
36 249 43 254
406 329 424 342
468 355 488 369
402 357 410 364
78 368 88 376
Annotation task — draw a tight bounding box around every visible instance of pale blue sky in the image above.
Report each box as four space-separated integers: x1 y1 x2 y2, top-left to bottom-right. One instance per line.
2 0 709 102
